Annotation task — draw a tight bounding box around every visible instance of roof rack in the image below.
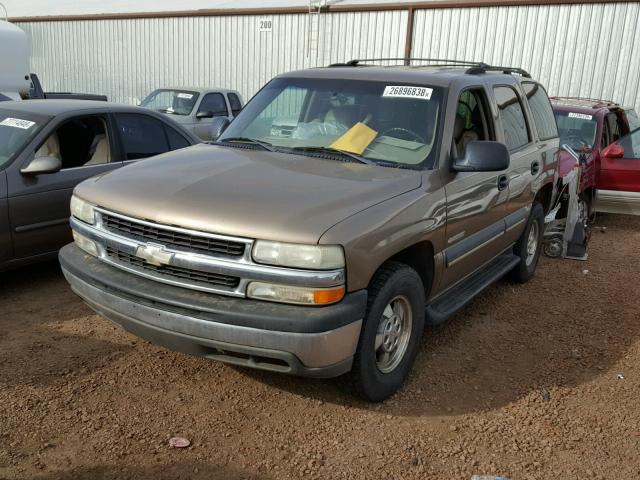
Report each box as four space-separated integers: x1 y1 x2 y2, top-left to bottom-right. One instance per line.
550 96 619 109
328 58 531 77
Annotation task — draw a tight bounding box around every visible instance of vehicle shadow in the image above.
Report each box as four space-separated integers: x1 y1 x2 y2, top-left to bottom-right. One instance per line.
0 261 132 388
31 462 271 480
241 214 640 417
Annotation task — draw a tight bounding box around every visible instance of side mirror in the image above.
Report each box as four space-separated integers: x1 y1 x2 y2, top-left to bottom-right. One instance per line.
601 142 625 159
20 155 62 175
196 111 214 119
452 141 510 172
209 117 231 141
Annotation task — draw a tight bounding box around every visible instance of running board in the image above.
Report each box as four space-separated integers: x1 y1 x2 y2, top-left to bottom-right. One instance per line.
425 252 520 325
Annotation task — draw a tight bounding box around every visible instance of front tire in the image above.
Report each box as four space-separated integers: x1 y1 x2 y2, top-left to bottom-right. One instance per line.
350 262 426 402
510 203 544 283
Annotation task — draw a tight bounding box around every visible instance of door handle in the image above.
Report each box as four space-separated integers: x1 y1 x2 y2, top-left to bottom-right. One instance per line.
531 160 540 175
497 174 509 191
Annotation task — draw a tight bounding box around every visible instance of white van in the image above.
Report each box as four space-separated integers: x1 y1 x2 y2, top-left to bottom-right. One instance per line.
0 21 30 101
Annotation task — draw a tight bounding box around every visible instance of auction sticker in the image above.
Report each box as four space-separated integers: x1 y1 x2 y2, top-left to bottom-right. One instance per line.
383 86 433 100
0 118 35 129
177 93 194 99
568 112 592 120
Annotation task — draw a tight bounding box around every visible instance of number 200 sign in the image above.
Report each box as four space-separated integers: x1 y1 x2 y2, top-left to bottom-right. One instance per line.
259 18 273 32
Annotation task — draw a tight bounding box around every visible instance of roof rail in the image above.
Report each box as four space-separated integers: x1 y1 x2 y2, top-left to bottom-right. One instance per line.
550 96 619 108
329 58 489 68
328 58 531 77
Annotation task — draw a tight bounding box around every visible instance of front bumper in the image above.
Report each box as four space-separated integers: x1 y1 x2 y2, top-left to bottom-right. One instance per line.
59 244 366 378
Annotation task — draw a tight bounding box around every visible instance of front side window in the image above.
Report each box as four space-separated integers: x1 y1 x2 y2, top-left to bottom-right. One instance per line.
140 89 198 116
0 109 49 169
626 109 640 131
39 116 112 169
617 128 640 159
554 111 597 151
115 114 169 160
198 93 228 116
220 77 444 168
493 86 530 151
453 89 492 157
522 82 558 140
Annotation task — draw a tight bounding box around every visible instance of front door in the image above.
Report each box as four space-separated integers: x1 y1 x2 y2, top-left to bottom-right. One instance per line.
441 87 510 289
7 114 122 259
596 127 640 215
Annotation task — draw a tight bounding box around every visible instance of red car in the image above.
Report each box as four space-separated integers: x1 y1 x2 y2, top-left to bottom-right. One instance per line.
551 97 640 217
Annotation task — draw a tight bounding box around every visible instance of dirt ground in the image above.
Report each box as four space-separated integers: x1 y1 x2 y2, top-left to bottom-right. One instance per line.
1 214 639 480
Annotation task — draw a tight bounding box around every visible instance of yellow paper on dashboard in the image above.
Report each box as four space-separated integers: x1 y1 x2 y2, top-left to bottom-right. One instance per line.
330 122 378 155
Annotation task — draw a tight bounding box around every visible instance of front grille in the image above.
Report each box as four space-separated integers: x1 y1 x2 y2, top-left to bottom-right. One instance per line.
102 213 245 257
106 247 240 289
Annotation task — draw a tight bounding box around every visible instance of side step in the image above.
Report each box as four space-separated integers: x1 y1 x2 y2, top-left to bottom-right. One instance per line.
425 252 520 326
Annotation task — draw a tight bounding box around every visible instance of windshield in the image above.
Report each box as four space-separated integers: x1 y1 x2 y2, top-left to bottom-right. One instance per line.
0 110 48 169
554 111 597 151
220 78 444 168
140 89 199 116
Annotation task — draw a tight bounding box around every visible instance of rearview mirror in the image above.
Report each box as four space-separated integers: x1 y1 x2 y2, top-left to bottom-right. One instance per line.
209 117 231 141
452 141 510 172
602 142 625 159
196 111 214 119
20 155 62 175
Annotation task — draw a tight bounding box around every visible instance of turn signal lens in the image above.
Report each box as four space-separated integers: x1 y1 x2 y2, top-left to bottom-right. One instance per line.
247 282 345 305
73 230 98 257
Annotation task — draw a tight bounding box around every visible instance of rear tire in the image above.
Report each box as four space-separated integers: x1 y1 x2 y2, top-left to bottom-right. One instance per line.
350 262 426 402
509 203 544 283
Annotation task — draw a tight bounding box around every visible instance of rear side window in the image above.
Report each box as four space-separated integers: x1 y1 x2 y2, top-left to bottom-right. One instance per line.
493 86 530 151
115 113 170 160
522 82 558 140
165 126 191 150
228 93 243 116
198 93 228 116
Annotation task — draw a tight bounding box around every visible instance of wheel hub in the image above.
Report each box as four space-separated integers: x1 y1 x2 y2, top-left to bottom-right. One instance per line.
375 295 413 374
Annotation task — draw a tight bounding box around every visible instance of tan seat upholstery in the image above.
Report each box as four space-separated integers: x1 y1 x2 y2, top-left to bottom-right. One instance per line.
85 134 110 165
454 114 480 157
35 132 61 160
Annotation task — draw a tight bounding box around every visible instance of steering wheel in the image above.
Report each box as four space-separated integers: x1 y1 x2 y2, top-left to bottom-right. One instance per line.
381 127 426 144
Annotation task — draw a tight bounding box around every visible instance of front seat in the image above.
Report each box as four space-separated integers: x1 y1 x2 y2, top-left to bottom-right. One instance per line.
35 132 61 160
85 134 110 166
454 114 479 157
324 105 361 130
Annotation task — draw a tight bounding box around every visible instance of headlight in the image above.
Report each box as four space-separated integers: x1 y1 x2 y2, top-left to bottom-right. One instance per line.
73 230 98 257
70 195 95 225
252 241 344 270
247 282 345 305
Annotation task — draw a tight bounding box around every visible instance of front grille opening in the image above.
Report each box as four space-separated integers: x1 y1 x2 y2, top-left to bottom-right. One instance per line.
106 247 240 289
102 214 245 257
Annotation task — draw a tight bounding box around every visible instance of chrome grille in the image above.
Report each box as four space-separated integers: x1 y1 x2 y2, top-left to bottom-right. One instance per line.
102 213 245 257
106 246 240 289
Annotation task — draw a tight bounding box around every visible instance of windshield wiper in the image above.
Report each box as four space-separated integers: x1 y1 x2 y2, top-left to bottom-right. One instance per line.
216 137 275 152
288 146 376 165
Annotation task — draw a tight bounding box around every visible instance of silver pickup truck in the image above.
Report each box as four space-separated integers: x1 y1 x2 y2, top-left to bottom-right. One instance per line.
60 60 559 401
140 87 243 141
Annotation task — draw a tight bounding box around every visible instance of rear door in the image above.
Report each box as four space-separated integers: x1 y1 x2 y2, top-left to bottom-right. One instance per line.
597 127 640 215
193 92 230 140
7 113 122 259
491 85 541 244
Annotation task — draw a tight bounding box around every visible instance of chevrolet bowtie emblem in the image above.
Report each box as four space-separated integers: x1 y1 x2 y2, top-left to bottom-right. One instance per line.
135 243 174 267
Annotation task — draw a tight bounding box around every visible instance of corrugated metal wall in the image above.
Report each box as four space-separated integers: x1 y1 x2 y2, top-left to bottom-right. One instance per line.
412 2 640 111
17 10 407 104
15 3 640 111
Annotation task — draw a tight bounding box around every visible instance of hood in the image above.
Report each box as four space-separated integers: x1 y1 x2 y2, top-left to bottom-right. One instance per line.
76 144 422 244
